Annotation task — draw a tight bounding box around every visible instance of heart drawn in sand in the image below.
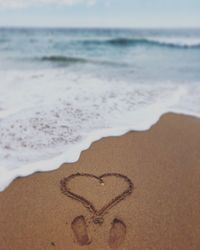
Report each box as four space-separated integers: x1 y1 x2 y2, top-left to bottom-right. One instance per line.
60 173 134 224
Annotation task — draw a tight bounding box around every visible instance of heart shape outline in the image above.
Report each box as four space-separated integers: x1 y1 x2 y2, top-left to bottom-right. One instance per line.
60 173 134 224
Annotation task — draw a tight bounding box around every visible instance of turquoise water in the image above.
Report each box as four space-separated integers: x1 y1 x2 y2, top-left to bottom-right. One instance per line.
1 28 200 82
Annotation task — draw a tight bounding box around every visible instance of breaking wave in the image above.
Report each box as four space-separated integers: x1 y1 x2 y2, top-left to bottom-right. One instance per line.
82 37 200 49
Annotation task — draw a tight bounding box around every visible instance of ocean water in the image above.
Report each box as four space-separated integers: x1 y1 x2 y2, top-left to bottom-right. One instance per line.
0 28 200 191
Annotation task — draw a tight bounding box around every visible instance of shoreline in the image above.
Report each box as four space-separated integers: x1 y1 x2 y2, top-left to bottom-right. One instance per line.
0 113 200 249
1 111 198 192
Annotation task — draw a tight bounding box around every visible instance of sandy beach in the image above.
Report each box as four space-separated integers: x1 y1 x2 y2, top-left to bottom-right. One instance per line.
0 113 200 250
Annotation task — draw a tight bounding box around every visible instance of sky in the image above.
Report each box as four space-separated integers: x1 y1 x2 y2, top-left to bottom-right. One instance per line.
0 0 199 28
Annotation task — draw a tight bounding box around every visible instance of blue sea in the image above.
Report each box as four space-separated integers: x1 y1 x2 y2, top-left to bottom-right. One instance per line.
0 28 200 190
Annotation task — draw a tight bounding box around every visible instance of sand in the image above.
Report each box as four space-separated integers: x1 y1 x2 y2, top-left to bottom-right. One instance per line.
0 113 200 250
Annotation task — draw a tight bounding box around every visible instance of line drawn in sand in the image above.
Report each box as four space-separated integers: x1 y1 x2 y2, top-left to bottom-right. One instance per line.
60 173 133 248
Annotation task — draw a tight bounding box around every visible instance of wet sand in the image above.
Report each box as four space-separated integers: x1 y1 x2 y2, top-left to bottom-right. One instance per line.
0 113 200 250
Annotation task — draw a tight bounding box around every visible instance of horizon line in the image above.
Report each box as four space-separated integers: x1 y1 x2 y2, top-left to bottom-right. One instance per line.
0 25 200 29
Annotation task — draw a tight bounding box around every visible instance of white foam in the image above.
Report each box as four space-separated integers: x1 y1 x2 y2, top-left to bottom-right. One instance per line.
0 68 199 191
148 37 200 47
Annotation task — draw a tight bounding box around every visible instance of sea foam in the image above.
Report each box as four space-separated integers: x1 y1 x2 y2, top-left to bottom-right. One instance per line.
0 67 199 191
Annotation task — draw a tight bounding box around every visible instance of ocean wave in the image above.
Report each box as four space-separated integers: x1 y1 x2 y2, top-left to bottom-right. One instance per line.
0 67 200 191
40 55 127 67
0 68 190 191
41 56 88 63
82 37 200 49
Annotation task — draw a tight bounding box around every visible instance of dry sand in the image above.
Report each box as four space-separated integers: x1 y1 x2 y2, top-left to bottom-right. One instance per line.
0 113 200 250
